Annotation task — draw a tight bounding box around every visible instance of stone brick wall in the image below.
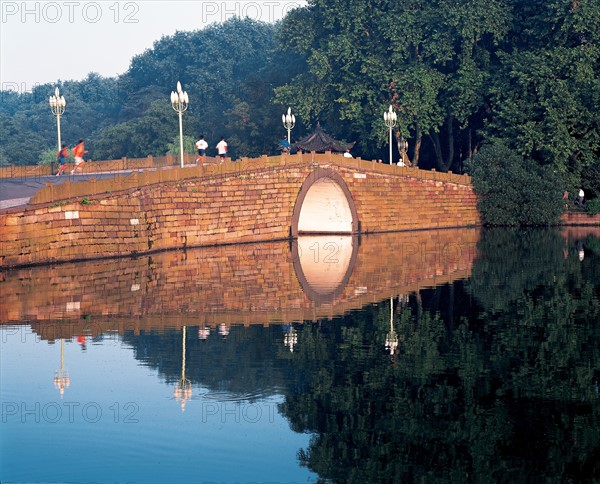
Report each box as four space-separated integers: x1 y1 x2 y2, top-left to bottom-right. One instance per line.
336 165 479 233
0 155 480 267
0 229 480 337
561 212 600 225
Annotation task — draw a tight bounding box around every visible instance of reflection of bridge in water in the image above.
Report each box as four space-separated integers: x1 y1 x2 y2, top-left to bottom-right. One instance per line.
1 228 479 340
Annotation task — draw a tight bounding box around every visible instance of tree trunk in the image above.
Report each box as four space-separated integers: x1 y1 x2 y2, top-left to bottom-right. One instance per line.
429 132 444 169
445 114 455 172
413 126 422 167
430 115 455 172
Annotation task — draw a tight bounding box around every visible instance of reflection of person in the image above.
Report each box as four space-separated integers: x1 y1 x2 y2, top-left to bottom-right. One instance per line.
279 135 290 154
576 240 585 261
195 135 208 163
71 139 87 174
218 323 230 340
56 143 69 176
198 326 210 340
216 136 228 162
77 335 87 351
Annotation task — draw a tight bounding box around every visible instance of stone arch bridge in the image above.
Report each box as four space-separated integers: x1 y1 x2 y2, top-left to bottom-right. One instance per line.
0 152 479 267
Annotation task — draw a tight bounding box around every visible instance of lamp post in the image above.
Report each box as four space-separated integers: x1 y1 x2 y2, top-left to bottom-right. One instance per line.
383 105 397 165
49 87 66 152
174 326 192 411
284 325 298 353
385 297 398 356
170 81 189 168
53 339 70 398
282 107 296 144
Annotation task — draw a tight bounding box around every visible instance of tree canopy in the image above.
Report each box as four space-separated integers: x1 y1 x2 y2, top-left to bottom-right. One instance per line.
1 2 598 213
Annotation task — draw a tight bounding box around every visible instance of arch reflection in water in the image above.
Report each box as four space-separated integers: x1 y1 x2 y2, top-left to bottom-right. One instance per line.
1 228 481 332
292 235 358 304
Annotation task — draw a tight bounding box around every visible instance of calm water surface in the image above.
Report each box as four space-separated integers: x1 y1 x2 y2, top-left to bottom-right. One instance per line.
1 227 599 483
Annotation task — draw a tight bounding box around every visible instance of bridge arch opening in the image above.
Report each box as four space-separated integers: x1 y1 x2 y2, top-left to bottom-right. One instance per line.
291 168 359 237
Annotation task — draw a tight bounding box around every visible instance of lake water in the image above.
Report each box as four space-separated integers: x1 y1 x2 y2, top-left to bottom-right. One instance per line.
1 227 599 483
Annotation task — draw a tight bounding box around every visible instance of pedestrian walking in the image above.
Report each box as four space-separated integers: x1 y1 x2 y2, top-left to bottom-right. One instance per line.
195 135 208 164
279 135 290 154
71 139 87 174
578 188 585 207
56 143 70 176
216 136 228 162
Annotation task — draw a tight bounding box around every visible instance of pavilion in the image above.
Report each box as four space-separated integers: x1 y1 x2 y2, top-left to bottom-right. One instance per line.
291 123 355 153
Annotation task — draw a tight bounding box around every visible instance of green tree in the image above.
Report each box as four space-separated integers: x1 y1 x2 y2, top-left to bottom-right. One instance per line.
275 0 510 169
465 140 565 225
166 135 196 156
486 0 600 178
92 100 177 159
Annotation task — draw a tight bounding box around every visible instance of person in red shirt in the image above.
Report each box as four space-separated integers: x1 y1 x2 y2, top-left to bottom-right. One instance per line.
71 139 87 174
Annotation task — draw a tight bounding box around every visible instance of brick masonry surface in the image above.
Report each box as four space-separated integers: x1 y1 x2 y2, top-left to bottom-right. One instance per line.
0 229 480 335
0 156 481 267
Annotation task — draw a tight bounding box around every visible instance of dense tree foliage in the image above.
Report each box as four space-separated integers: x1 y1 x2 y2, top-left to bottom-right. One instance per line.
0 19 302 164
465 140 565 225
0 3 597 213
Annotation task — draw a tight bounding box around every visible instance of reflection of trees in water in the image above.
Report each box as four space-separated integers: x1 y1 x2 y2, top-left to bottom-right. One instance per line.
121 229 600 481
466 227 596 313
121 325 309 396
281 229 600 482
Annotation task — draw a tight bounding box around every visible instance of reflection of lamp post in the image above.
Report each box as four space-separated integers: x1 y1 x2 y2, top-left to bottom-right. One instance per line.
385 297 398 356
53 339 70 397
284 325 298 353
282 107 296 145
170 81 189 168
174 326 192 411
49 87 66 151
383 105 397 165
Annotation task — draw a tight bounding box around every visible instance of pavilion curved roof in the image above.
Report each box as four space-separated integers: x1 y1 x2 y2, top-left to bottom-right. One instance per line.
291 123 355 153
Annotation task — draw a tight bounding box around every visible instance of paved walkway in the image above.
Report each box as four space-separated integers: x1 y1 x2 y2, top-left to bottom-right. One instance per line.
0 164 206 209
0 171 142 209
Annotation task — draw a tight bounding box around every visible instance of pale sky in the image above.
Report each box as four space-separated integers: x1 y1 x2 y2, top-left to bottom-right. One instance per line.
0 0 306 93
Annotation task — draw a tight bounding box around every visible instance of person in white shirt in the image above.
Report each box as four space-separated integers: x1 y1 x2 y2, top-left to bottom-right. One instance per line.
578 188 585 207
216 137 228 162
343 149 353 158
195 135 208 163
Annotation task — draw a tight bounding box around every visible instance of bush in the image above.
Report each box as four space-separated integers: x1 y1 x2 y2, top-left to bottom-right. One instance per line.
586 198 600 215
465 140 564 226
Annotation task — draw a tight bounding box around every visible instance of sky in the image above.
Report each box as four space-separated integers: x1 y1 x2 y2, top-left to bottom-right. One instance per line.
0 0 306 93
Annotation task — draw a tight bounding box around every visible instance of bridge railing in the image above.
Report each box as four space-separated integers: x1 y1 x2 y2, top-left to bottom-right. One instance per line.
25 151 471 205
0 153 192 180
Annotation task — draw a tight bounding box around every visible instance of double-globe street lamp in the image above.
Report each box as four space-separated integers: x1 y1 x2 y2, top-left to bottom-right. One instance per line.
49 87 66 152
383 105 397 165
170 81 189 168
282 107 296 145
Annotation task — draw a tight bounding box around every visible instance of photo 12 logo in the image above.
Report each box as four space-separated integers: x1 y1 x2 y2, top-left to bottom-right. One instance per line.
201 1 304 23
1 1 140 24
1 401 140 423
